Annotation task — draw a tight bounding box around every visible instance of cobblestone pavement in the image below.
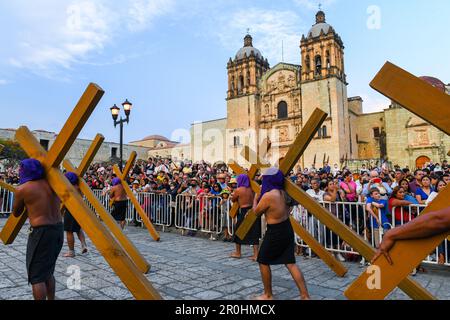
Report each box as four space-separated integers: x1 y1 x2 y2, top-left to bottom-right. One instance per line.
1 219 449 300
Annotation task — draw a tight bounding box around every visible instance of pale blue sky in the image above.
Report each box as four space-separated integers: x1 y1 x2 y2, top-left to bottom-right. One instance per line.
0 0 449 144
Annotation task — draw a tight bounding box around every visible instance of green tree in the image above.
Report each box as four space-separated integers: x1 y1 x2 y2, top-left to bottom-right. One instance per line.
0 138 27 168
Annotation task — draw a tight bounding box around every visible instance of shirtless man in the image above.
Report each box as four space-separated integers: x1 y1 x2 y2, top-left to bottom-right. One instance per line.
253 167 310 300
12 159 63 300
230 174 261 261
110 177 128 229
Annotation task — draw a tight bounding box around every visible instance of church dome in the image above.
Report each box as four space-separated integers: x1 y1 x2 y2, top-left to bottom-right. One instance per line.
419 76 446 92
235 34 262 60
307 10 333 38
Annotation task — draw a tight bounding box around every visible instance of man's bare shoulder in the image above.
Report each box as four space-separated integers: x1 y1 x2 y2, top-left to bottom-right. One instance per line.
264 189 282 199
20 179 48 192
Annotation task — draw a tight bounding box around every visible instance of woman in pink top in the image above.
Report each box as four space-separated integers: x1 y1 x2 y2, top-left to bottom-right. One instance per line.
340 172 357 202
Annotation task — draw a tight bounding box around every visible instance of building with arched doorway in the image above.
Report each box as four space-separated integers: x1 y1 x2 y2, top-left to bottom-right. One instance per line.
149 10 450 170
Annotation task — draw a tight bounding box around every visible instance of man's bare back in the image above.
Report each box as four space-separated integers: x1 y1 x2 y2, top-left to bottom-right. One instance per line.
110 184 127 202
12 180 61 228
254 189 289 225
232 187 254 208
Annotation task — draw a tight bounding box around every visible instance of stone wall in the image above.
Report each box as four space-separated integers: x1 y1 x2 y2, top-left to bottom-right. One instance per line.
0 128 150 167
191 118 227 164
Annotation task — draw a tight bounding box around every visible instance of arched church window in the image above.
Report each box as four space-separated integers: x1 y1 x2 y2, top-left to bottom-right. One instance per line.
233 136 240 147
238 75 244 94
322 126 328 137
315 55 322 76
305 55 311 73
247 71 251 87
317 127 322 138
326 51 331 69
277 101 288 119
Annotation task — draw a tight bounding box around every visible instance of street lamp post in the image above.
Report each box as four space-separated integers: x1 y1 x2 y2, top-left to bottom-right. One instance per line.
110 99 133 171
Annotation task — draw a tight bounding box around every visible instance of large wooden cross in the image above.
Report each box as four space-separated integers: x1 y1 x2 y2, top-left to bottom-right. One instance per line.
112 152 160 241
62 135 151 274
233 110 434 299
0 84 160 299
0 134 105 243
229 109 347 277
345 62 450 300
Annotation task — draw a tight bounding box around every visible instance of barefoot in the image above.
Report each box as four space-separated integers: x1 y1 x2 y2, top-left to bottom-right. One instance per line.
254 294 273 300
63 251 75 258
301 294 311 300
248 256 258 262
230 253 241 259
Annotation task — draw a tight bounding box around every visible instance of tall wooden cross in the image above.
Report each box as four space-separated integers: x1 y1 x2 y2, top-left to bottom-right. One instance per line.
62 135 151 274
0 134 104 243
233 109 434 299
345 62 450 300
228 138 271 220
0 134 150 274
229 109 347 277
0 84 161 299
112 152 160 241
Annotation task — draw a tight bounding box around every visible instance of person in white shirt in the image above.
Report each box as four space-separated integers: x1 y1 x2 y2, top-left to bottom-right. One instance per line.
306 179 325 244
331 164 340 177
306 179 325 201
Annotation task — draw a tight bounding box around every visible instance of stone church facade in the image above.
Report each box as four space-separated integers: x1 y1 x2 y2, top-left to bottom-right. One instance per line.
205 10 449 170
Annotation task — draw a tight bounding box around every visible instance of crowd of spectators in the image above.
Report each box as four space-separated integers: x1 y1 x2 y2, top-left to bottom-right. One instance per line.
1 157 449 265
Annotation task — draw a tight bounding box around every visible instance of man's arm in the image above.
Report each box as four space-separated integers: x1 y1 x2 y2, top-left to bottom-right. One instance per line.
372 206 450 264
12 188 25 217
231 188 239 203
254 194 270 217
109 186 115 199
384 182 392 195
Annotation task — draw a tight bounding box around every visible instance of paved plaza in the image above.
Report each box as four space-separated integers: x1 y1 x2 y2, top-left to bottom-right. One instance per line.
0 218 449 300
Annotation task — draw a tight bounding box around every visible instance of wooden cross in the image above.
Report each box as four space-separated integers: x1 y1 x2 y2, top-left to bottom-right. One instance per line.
0 135 150 273
0 134 104 243
228 139 271 219
62 135 151 274
345 62 450 300
112 152 160 241
0 83 160 299
233 108 434 300
230 109 347 277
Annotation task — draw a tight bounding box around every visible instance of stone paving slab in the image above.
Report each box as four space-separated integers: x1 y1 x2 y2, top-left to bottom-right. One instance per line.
0 218 449 300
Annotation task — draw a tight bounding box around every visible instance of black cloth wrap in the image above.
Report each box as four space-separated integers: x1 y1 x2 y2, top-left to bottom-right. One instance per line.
112 200 128 221
26 223 63 285
257 218 296 265
233 207 261 245
63 209 81 233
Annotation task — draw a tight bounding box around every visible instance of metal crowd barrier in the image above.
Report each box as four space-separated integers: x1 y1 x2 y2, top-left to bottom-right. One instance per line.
89 189 173 229
132 192 172 229
0 186 14 216
291 201 449 267
175 194 225 237
2 183 447 267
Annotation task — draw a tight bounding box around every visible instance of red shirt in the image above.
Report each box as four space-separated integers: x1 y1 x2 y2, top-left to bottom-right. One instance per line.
388 197 413 223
